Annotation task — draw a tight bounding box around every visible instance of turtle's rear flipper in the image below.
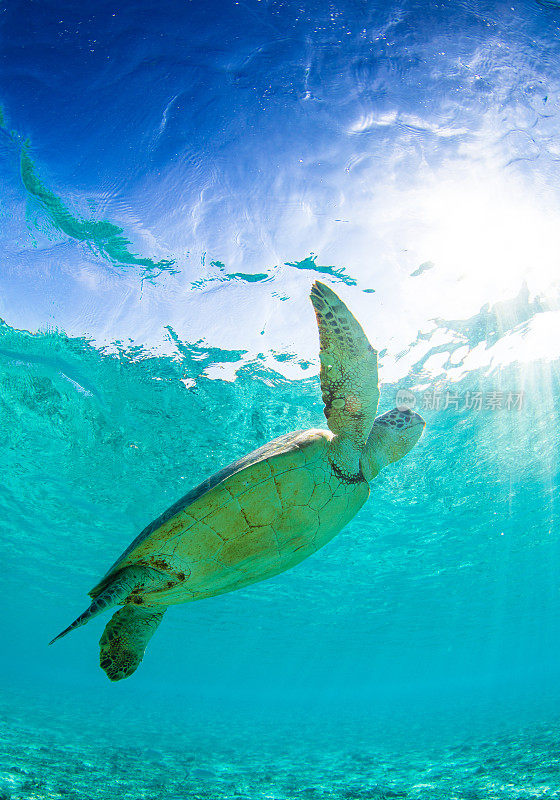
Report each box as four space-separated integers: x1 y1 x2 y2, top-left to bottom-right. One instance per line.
99 605 166 681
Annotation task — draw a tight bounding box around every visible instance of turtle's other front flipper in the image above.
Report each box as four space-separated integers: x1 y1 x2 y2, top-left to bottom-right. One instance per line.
99 605 166 681
310 281 379 477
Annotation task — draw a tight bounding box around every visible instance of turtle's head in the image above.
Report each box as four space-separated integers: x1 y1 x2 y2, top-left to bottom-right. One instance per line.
360 407 425 481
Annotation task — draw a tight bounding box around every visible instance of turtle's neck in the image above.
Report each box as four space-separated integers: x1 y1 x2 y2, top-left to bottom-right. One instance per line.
328 435 364 482
359 425 391 482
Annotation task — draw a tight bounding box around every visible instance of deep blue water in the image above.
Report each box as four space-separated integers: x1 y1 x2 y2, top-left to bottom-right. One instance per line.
2 0 560 797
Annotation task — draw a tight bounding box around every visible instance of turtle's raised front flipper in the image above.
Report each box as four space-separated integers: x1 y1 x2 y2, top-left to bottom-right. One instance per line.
310 281 379 477
99 605 166 681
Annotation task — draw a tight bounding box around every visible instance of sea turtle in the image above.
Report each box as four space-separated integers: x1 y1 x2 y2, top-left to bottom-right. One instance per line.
51 281 425 681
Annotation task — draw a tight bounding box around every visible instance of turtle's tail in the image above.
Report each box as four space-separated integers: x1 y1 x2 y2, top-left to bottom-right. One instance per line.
49 567 149 645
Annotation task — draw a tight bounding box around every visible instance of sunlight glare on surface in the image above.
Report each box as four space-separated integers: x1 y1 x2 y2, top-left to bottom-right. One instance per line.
417 171 560 307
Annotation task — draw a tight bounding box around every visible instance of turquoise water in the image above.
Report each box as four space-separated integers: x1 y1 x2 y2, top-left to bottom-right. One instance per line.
4 690 560 799
3 0 560 797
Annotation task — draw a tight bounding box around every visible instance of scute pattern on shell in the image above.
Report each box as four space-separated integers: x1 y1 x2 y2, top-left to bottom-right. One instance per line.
89 429 323 599
101 429 369 607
